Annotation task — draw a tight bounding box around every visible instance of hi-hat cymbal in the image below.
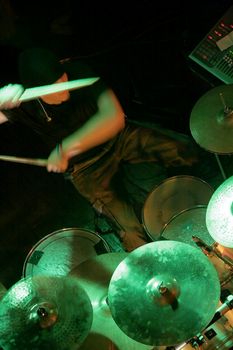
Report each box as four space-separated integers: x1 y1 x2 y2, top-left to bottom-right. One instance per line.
206 175 233 248
71 252 152 350
190 84 233 154
108 241 220 347
0 275 93 350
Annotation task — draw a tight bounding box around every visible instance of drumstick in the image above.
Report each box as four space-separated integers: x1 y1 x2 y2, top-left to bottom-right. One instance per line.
19 77 100 102
0 155 47 167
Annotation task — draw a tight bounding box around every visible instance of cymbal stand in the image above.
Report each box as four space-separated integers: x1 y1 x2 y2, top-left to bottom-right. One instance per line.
192 235 233 269
0 281 7 301
214 153 227 180
170 294 233 350
214 92 232 181
212 243 233 269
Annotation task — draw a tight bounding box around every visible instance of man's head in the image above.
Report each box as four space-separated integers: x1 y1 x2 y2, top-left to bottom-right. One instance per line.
18 47 70 104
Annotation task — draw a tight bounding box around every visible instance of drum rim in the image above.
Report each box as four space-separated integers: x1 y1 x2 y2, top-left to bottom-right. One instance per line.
160 204 208 238
143 175 213 208
141 175 213 240
22 227 110 277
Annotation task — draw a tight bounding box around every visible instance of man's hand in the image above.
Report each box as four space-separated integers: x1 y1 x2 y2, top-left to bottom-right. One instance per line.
0 84 24 109
47 144 69 173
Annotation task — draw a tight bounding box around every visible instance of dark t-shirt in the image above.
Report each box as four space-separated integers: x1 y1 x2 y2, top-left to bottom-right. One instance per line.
4 60 109 162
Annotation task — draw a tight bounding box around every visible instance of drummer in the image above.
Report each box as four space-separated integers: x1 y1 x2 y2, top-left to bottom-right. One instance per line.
0 47 198 251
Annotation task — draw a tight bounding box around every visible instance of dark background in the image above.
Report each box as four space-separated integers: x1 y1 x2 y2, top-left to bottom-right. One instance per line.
0 0 232 288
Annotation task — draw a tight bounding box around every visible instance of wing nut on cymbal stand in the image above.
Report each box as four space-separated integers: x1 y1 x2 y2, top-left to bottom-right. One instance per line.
146 276 180 310
217 92 233 126
29 302 58 329
192 235 233 269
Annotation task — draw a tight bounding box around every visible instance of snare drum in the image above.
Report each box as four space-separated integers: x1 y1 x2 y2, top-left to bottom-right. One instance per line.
22 227 111 278
160 206 214 248
142 175 214 240
160 206 233 290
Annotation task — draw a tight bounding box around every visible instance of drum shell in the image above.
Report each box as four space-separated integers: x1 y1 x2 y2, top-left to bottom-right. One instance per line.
142 175 214 241
22 227 111 277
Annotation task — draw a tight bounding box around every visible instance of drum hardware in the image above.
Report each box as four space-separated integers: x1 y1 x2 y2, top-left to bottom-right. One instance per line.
108 241 221 346
93 239 110 254
212 244 233 268
192 235 212 253
214 153 226 180
169 295 233 350
192 235 233 290
0 282 7 301
206 294 233 328
192 236 233 269
0 275 93 350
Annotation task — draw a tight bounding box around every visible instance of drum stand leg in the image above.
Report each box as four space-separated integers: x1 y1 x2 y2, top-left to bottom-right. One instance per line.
169 295 233 350
0 281 7 301
214 153 227 180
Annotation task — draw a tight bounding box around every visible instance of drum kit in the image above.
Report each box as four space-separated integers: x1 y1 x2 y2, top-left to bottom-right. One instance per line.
1 85 233 349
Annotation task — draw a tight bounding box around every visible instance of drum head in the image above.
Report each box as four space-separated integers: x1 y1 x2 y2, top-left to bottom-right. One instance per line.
22 227 111 278
160 206 215 248
142 175 214 240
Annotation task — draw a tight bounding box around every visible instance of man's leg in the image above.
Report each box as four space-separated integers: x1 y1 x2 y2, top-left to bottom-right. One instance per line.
92 195 150 252
70 154 150 252
69 122 198 252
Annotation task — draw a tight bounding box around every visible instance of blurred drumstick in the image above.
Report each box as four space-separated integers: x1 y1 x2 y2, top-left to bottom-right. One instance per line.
0 155 47 167
19 77 100 102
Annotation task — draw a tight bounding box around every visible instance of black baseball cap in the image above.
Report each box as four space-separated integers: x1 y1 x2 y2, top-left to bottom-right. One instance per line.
18 47 65 88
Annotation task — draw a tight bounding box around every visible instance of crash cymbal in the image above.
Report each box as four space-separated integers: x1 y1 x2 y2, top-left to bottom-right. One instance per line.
71 252 152 350
108 241 221 346
206 175 233 248
190 84 233 154
0 275 93 350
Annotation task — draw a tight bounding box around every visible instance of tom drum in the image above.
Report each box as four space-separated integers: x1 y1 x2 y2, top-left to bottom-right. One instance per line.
160 206 233 290
22 227 111 278
142 175 214 241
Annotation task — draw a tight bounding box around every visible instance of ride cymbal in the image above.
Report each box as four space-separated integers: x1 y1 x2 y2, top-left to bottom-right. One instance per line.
0 275 93 350
108 241 220 346
190 84 233 154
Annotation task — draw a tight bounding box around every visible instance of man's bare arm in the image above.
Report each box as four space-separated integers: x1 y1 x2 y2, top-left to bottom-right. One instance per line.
0 111 9 124
0 84 24 124
47 88 126 172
